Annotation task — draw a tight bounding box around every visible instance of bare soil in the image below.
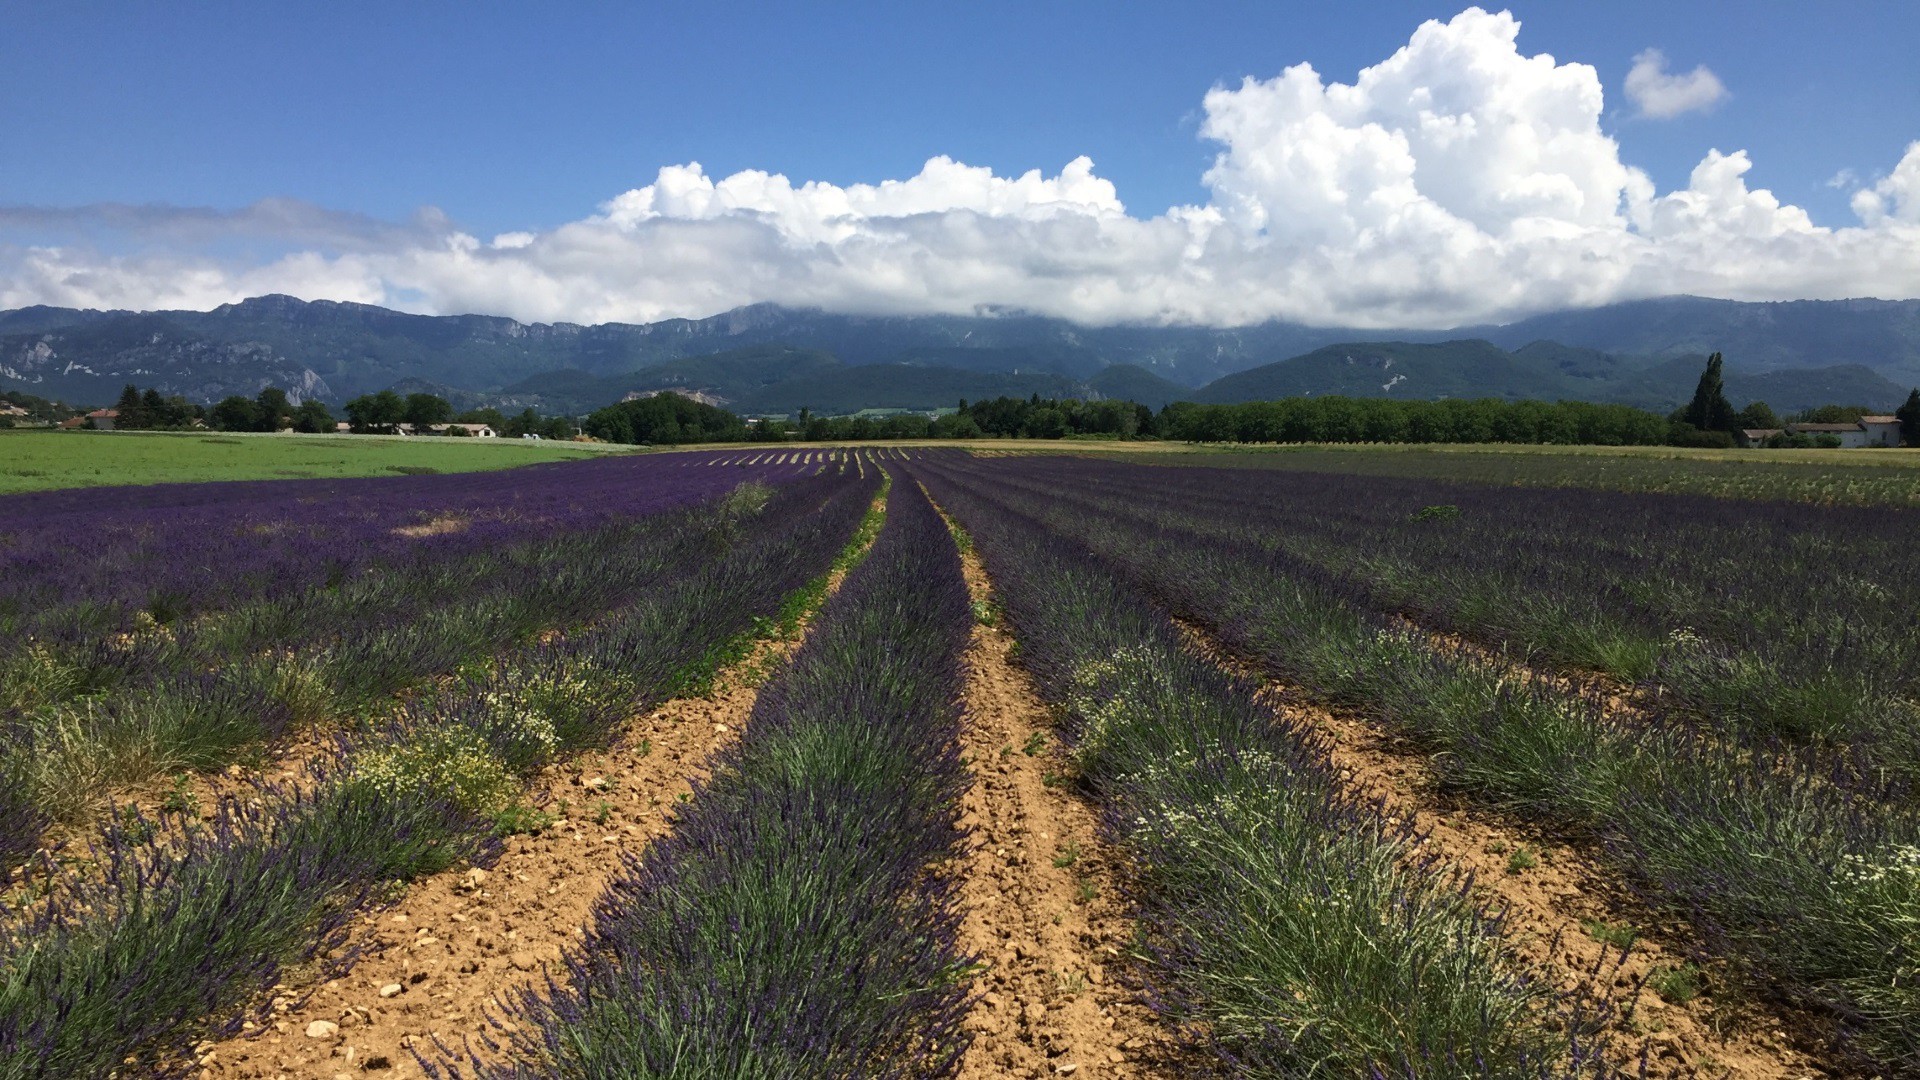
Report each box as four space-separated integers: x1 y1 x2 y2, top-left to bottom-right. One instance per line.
391 515 470 539
190 678 765 1079
188 516 885 1079
948 539 1180 1080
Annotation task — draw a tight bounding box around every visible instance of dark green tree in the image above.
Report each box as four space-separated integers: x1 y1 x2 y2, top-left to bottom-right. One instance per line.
1791 404 1871 425
112 384 148 429
582 392 744 445
1896 388 1920 448
291 399 335 434
210 396 265 432
1681 352 1737 435
1735 400 1780 432
402 393 454 429
504 408 542 438
254 387 292 430
455 407 507 428
343 390 406 433
1024 406 1068 439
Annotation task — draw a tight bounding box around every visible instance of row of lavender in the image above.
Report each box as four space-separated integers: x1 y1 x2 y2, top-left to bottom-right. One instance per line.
0 453 816 651
905 457 1622 1077
966 453 1920 784
0 457 825 868
920 451 1920 1072
439 479 979 1077
0 466 880 1078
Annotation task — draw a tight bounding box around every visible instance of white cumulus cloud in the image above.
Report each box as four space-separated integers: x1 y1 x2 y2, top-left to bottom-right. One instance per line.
1 7 1916 330
1852 141 1920 225
1624 48 1729 119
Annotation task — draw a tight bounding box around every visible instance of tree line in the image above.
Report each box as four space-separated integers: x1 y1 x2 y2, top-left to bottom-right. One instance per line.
88 384 581 439
62 355 1920 450
92 384 337 433
578 378 1920 449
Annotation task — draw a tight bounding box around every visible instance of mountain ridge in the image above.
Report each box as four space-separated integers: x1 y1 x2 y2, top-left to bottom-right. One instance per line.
1 294 1915 413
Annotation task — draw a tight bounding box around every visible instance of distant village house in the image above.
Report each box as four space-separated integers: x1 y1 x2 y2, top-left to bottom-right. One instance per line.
86 408 119 431
1738 415 1901 448
332 421 497 437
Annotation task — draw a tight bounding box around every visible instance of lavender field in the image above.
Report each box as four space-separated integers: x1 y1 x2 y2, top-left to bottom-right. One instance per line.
1 444 1907 1079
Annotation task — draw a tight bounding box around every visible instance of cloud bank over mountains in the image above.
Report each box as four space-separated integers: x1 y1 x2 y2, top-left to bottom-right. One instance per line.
3 7 1916 330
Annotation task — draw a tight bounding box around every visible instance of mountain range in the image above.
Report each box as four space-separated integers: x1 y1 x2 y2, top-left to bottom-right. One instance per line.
2 294 1916 415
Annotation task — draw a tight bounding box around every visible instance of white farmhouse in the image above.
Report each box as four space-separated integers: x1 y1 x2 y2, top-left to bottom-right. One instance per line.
1783 417 1904 447
1859 415 1902 446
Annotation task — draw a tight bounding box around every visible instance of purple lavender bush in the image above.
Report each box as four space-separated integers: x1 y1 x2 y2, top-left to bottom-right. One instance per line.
906 453 1620 1079
445 479 977 1079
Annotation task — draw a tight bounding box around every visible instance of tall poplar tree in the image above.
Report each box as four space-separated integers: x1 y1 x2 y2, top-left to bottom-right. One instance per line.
1683 352 1736 434
1896 388 1920 448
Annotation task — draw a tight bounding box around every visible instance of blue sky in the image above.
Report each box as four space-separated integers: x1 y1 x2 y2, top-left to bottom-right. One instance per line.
1 3 1916 327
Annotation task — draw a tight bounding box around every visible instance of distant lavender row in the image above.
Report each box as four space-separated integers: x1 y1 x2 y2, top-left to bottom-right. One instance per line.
455 479 979 1077
0 453 815 647
949 453 1920 777
966 452 1920 654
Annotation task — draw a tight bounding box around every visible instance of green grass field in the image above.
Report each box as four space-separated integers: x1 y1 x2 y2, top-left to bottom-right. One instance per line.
0 430 624 494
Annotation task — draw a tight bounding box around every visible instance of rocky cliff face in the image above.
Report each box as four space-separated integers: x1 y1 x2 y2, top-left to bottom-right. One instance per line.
0 324 332 405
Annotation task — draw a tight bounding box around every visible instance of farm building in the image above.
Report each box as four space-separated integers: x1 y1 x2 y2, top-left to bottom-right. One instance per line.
85 408 119 430
1739 417 1904 448
1784 418 1902 448
1858 415 1902 445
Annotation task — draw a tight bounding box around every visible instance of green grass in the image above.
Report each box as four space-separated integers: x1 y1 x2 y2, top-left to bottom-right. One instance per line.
0 429 620 494
1092 442 1920 506
1581 918 1637 950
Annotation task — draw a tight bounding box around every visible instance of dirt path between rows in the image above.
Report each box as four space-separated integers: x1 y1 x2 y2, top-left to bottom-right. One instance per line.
1295 702 1830 1079
948 542 1179 1080
191 511 888 1080
1166 622 1829 1079
193 678 762 1079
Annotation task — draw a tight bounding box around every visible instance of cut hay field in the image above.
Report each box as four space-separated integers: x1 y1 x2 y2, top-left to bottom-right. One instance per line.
2 442 1915 1079
0 429 620 494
